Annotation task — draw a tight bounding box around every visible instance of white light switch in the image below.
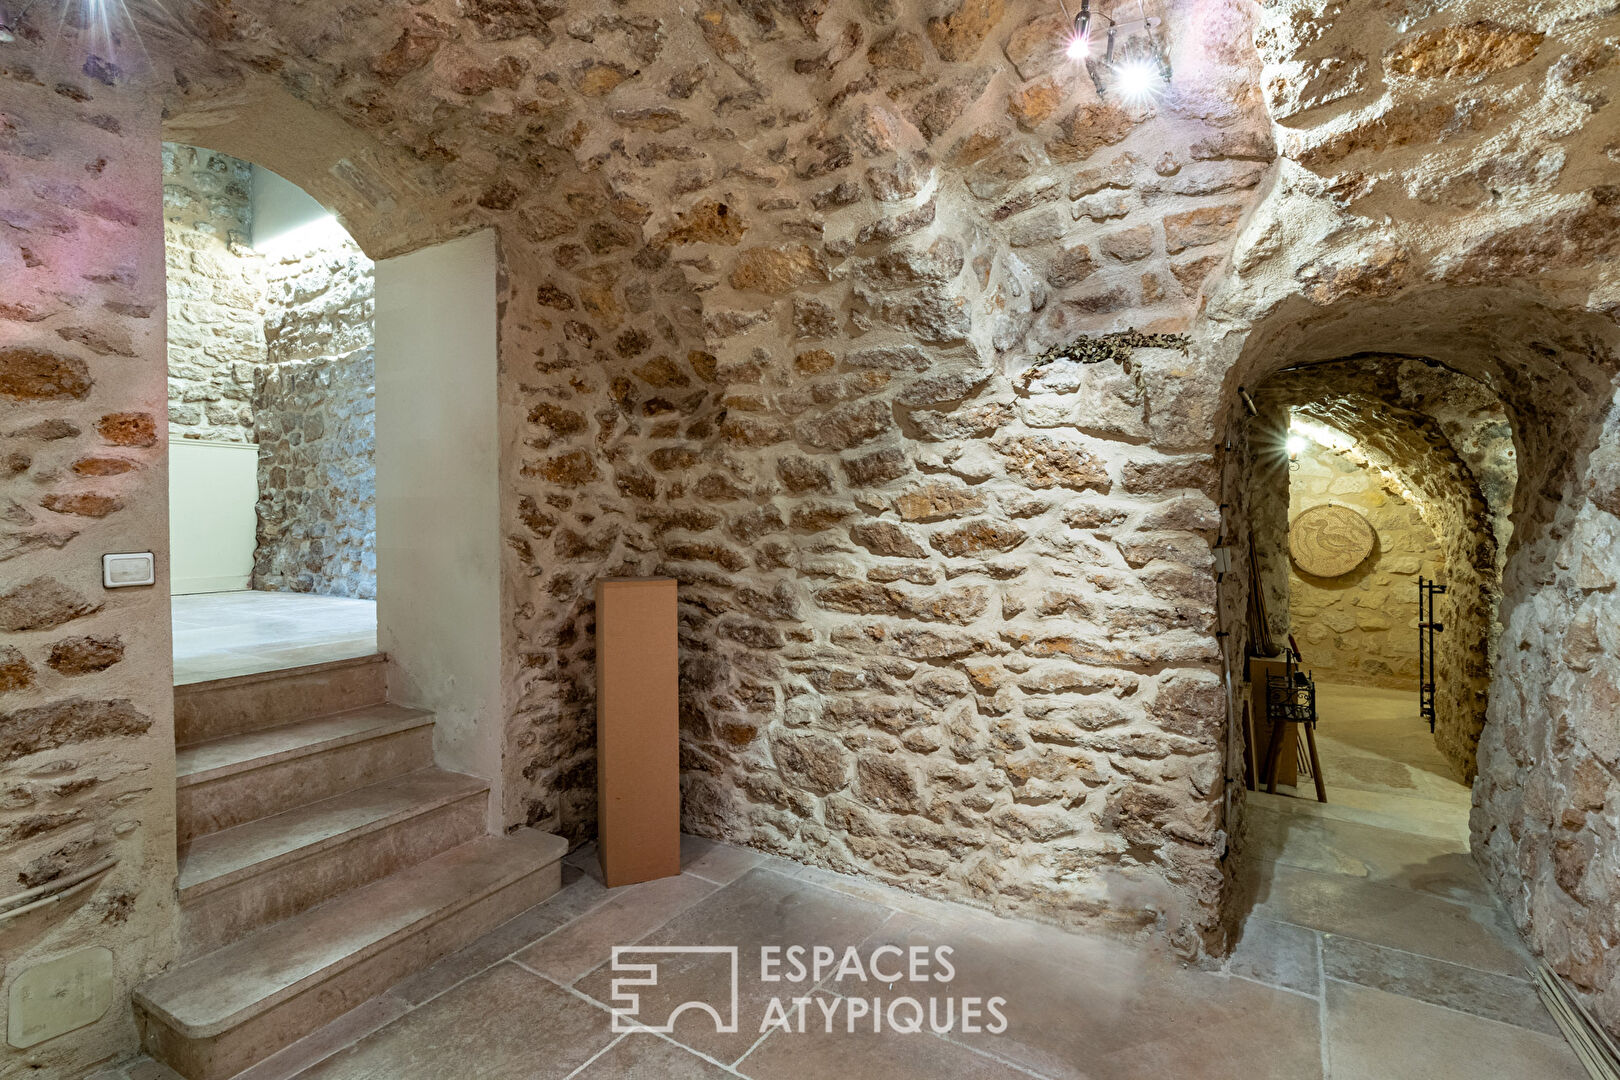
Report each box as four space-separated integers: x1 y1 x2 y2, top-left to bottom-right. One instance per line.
102 552 155 588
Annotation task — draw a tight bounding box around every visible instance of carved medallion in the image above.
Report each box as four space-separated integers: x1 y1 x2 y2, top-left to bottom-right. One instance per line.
1289 504 1375 578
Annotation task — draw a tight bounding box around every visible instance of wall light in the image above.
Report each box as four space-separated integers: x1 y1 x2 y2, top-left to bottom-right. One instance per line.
1057 0 1171 100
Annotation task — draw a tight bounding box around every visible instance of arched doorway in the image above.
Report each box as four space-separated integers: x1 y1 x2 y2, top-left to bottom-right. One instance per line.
1213 285 1620 1033
164 143 379 683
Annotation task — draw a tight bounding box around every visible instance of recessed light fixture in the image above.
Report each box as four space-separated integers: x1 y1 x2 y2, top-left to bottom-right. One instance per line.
1056 0 1171 101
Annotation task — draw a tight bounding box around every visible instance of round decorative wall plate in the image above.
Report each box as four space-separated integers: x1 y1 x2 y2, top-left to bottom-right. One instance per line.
1289 504 1375 577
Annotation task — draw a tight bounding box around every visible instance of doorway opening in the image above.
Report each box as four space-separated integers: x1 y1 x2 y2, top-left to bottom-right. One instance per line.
162 144 377 684
1236 355 1515 835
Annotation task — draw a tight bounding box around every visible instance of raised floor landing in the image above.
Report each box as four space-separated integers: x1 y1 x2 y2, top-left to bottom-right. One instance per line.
173 591 377 686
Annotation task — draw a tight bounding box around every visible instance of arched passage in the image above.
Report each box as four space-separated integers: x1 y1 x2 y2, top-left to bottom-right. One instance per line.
1252 354 1510 781
1213 283 1620 1026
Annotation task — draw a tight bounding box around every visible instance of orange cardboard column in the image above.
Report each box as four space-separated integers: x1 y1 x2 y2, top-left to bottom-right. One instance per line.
595 577 682 887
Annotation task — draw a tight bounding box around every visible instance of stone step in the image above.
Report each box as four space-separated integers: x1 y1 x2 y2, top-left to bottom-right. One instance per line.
176 704 434 844
136 829 567 1080
177 769 489 960
176 653 388 747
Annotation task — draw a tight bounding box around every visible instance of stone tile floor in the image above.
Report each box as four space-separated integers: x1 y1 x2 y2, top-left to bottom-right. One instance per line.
172 591 376 685
106 681 1585 1080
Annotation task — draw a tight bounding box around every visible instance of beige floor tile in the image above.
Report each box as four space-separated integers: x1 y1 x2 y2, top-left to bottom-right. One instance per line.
573 1033 735 1079
1324 981 1586 1079
859 910 1322 1080
681 833 766 885
572 868 893 1065
124 1061 186 1080
172 591 377 685
1228 915 1320 996
389 870 610 1005
565 835 766 888
1244 805 1490 904
773 859 987 924
1322 935 1559 1036
293 963 614 1079
236 996 408 1080
1247 862 1528 976
1250 786 1471 846
739 993 1031 1080
515 872 719 984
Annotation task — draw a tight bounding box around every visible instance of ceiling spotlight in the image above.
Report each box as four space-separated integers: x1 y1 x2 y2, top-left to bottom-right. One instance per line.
1064 27 1089 61
1064 0 1091 61
1054 0 1171 100
1114 59 1159 102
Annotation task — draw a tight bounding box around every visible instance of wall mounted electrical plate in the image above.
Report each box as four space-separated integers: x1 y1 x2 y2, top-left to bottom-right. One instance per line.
102 552 155 588
7 947 114 1048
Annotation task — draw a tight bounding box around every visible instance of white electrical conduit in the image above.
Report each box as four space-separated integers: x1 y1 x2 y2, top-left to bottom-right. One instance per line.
0 856 118 925
1537 958 1620 1080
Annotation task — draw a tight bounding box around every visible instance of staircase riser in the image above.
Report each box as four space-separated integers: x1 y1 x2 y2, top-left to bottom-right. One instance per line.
178 728 433 844
138 857 563 1080
177 657 387 746
178 795 486 961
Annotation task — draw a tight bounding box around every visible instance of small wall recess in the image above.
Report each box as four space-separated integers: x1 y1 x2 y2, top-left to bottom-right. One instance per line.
102 552 155 588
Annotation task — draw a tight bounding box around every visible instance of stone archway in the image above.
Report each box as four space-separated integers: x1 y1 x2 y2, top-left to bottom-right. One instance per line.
1253 354 1510 781
1203 281 1620 1021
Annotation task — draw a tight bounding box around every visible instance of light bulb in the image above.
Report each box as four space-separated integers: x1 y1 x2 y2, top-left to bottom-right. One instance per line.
1114 59 1158 102
1064 31 1089 61
1285 435 1306 457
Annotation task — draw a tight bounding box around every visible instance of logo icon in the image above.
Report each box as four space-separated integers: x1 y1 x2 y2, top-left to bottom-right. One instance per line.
609 946 740 1034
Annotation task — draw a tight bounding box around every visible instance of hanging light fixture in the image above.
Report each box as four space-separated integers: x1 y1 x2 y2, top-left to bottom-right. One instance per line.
1056 0 1171 102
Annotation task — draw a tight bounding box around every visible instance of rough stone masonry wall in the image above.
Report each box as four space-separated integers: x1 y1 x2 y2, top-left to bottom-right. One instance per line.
0 24 178 1078
1247 400 1290 650
1287 439 1438 688
162 143 264 444
470 0 1278 955
1475 407 1620 1034
164 140 378 597
129 0 1620 982
253 237 377 598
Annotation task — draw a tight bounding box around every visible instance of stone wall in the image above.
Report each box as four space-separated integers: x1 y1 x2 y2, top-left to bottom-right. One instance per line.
447 0 1282 957
91 0 1620 1010
162 144 264 444
1286 439 1437 688
0 25 178 1076
252 241 377 598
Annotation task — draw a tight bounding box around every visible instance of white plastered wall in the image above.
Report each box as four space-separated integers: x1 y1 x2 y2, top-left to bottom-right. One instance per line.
374 230 503 830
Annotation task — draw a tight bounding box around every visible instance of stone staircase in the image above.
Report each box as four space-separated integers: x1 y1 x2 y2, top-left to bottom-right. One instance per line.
135 655 565 1080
